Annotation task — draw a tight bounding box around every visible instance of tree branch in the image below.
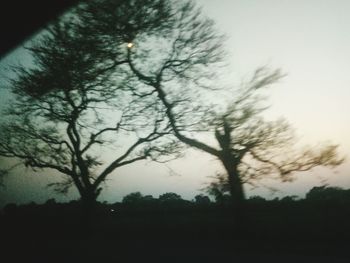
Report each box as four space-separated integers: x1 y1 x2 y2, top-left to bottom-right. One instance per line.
127 48 221 157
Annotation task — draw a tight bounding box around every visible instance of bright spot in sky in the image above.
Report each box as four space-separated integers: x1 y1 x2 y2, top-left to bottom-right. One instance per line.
127 42 134 48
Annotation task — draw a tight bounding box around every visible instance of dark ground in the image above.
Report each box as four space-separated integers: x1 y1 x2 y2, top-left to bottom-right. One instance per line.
1 200 350 262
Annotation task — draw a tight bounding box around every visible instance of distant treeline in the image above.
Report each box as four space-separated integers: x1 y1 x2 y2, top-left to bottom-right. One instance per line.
2 185 350 254
3 185 350 215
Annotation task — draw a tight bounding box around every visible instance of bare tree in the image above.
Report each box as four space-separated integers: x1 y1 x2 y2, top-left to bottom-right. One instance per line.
123 2 344 208
0 0 180 208
202 68 344 204
0 0 342 211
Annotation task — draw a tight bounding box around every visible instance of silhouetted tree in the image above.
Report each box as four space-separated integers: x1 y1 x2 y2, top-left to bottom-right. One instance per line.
125 5 344 208
143 195 155 201
122 192 144 204
248 196 267 203
158 192 190 212
306 186 350 203
45 198 57 205
159 192 182 202
194 194 211 205
0 0 181 209
0 0 344 213
280 195 299 202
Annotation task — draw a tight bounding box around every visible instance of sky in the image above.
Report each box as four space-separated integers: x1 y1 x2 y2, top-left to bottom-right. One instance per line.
0 0 350 206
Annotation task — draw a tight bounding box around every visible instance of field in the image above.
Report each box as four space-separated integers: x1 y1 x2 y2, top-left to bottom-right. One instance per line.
1 199 350 262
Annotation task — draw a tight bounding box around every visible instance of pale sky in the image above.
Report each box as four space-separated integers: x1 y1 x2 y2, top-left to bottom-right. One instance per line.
1 0 350 206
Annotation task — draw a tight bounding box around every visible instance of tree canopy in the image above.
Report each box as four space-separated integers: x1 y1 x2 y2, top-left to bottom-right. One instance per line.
123 3 344 205
0 0 182 206
0 0 344 209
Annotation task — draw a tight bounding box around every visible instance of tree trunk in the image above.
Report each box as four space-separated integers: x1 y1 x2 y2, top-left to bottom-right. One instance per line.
78 188 100 237
81 190 98 209
80 188 100 219
228 170 245 205
221 158 245 201
221 158 246 219
222 161 248 231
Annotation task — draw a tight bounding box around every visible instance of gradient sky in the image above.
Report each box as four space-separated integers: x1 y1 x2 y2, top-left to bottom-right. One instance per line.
0 0 350 206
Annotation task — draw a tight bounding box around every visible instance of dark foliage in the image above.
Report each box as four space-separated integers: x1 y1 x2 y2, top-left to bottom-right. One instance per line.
0 0 182 207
